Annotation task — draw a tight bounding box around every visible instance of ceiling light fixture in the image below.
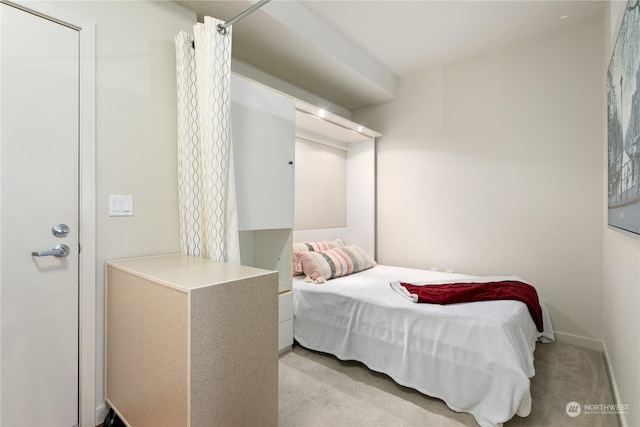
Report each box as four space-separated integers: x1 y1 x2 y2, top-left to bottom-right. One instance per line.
560 15 569 20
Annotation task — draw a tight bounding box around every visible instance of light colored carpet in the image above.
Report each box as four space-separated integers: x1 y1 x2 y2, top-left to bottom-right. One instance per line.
278 341 619 427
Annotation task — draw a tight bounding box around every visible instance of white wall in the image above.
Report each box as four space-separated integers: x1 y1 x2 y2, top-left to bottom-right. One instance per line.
603 2 640 426
354 19 604 342
295 138 347 230
51 0 196 420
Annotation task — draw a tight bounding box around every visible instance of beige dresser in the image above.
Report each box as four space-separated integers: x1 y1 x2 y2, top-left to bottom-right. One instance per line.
105 254 278 427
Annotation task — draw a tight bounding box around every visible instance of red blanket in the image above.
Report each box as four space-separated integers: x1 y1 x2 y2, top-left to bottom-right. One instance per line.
399 280 543 332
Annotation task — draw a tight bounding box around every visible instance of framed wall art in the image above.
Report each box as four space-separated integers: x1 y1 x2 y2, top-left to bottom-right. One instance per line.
608 0 640 235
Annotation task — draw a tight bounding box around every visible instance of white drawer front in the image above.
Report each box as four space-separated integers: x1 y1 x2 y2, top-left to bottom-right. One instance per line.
279 291 293 322
278 319 293 352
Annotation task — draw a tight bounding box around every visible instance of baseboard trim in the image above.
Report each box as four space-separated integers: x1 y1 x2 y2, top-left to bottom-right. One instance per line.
95 404 108 427
553 331 603 351
603 342 629 427
279 344 293 355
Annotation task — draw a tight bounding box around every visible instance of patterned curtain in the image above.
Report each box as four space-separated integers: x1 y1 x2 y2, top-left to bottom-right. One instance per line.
175 17 240 263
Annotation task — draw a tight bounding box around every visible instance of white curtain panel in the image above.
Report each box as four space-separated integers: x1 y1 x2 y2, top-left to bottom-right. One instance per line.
175 17 240 264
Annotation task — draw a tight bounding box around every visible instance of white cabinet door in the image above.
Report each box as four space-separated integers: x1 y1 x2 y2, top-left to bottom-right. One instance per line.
231 75 295 231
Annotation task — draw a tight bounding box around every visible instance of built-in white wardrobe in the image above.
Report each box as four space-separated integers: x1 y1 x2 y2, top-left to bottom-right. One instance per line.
231 74 295 352
230 73 379 353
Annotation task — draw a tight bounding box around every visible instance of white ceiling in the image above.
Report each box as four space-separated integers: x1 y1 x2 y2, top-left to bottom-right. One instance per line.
177 0 604 111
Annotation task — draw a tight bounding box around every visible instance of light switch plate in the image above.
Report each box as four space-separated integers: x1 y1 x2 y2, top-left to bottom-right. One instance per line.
110 195 134 216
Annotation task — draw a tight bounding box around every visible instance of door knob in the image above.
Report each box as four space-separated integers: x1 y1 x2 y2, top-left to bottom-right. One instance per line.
31 244 70 257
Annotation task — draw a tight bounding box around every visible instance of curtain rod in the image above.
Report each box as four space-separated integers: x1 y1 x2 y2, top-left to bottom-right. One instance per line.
217 0 272 35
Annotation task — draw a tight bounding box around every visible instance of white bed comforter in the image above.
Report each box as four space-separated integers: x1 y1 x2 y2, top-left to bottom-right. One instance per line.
292 265 554 427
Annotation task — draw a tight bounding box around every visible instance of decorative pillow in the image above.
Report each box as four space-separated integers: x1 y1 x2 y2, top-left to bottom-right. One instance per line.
293 237 346 253
291 238 346 276
297 244 377 283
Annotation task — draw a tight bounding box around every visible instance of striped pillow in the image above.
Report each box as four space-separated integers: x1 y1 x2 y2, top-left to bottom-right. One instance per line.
293 237 346 253
297 244 377 283
292 238 345 276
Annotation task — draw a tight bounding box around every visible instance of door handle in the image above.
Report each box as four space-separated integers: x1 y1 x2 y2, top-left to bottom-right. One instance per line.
31 244 70 257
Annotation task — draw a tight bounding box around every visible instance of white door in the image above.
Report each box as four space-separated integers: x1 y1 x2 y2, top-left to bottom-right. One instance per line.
1 3 80 426
231 75 295 231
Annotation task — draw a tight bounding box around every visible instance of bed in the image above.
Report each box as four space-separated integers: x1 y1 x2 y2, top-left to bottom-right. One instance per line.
292 263 554 427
